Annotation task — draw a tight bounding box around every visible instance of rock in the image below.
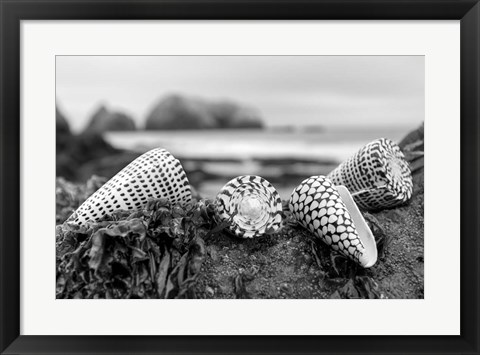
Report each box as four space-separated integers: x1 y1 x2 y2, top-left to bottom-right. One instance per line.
399 122 424 150
145 94 217 130
56 104 133 182
218 284 230 295
207 245 219 262
205 286 215 297
56 106 74 179
56 106 72 157
280 283 290 293
209 101 263 129
56 131 121 181
56 106 71 136
399 122 424 176
84 105 136 134
145 94 264 130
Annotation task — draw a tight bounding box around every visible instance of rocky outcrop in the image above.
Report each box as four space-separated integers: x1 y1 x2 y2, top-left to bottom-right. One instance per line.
145 94 264 130
399 122 424 175
145 95 217 130
399 122 424 150
56 132 120 182
56 106 123 181
84 106 136 134
209 101 263 129
56 106 71 136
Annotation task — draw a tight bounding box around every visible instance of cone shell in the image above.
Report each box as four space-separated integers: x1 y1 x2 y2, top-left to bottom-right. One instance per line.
327 138 413 210
289 175 376 268
70 148 192 226
214 175 283 238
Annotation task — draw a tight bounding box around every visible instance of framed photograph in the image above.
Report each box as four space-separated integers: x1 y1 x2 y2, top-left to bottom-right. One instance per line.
1 0 479 354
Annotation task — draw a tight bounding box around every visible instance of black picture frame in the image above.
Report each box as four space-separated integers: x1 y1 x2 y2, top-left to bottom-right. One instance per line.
1 1 479 354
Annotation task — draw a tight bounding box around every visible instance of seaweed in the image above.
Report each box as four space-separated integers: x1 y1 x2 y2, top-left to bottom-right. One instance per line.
308 215 387 299
56 193 217 299
56 173 423 299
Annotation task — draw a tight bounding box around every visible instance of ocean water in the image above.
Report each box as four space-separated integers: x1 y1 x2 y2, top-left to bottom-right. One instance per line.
105 126 410 161
104 126 412 199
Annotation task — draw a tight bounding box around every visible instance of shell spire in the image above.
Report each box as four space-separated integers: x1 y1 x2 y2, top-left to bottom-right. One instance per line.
69 148 192 226
214 175 283 238
327 138 413 210
289 175 377 268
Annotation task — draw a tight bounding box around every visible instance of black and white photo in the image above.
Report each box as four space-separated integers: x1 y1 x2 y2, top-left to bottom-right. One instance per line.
55 55 424 299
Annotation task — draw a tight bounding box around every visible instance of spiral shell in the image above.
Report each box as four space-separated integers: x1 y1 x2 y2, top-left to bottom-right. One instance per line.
289 176 377 268
327 138 413 210
69 148 191 226
214 175 283 238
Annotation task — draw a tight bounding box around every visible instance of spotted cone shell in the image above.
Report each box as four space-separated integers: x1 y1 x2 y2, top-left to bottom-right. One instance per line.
215 175 283 238
289 176 370 266
69 148 192 226
327 138 413 210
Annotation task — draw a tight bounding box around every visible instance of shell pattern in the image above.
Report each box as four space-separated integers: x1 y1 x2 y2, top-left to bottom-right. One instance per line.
289 176 367 266
215 175 283 238
327 138 413 210
70 148 192 226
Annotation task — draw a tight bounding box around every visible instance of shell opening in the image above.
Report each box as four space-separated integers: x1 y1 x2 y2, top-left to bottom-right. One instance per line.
336 185 378 268
232 184 271 232
387 155 403 180
239 196 263 220
383 153 406 188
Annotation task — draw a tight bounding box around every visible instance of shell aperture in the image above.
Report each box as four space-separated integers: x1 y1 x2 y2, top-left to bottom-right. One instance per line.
69 148 192 226
327 138 413 210
336 185 377 268
214 175 283 238
289 175 377 268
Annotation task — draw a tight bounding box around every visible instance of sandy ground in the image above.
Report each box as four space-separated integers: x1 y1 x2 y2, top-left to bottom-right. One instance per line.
193 171 424 299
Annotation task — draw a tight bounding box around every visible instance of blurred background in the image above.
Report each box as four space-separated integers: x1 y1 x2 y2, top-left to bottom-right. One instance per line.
56 56 424 199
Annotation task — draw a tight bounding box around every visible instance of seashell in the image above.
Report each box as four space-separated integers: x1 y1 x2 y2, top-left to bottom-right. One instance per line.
214 175 283 238
289 175 377 268
327 138 413 210
69 148 192 226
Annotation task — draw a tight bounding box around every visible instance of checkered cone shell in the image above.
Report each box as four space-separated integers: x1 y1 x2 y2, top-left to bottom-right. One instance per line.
327 138 413 210
214 175 283 238
69 148 192 226
289 176 370 267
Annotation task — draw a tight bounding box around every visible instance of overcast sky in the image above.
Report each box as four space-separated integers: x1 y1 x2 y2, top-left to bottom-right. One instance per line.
56 56 424 132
